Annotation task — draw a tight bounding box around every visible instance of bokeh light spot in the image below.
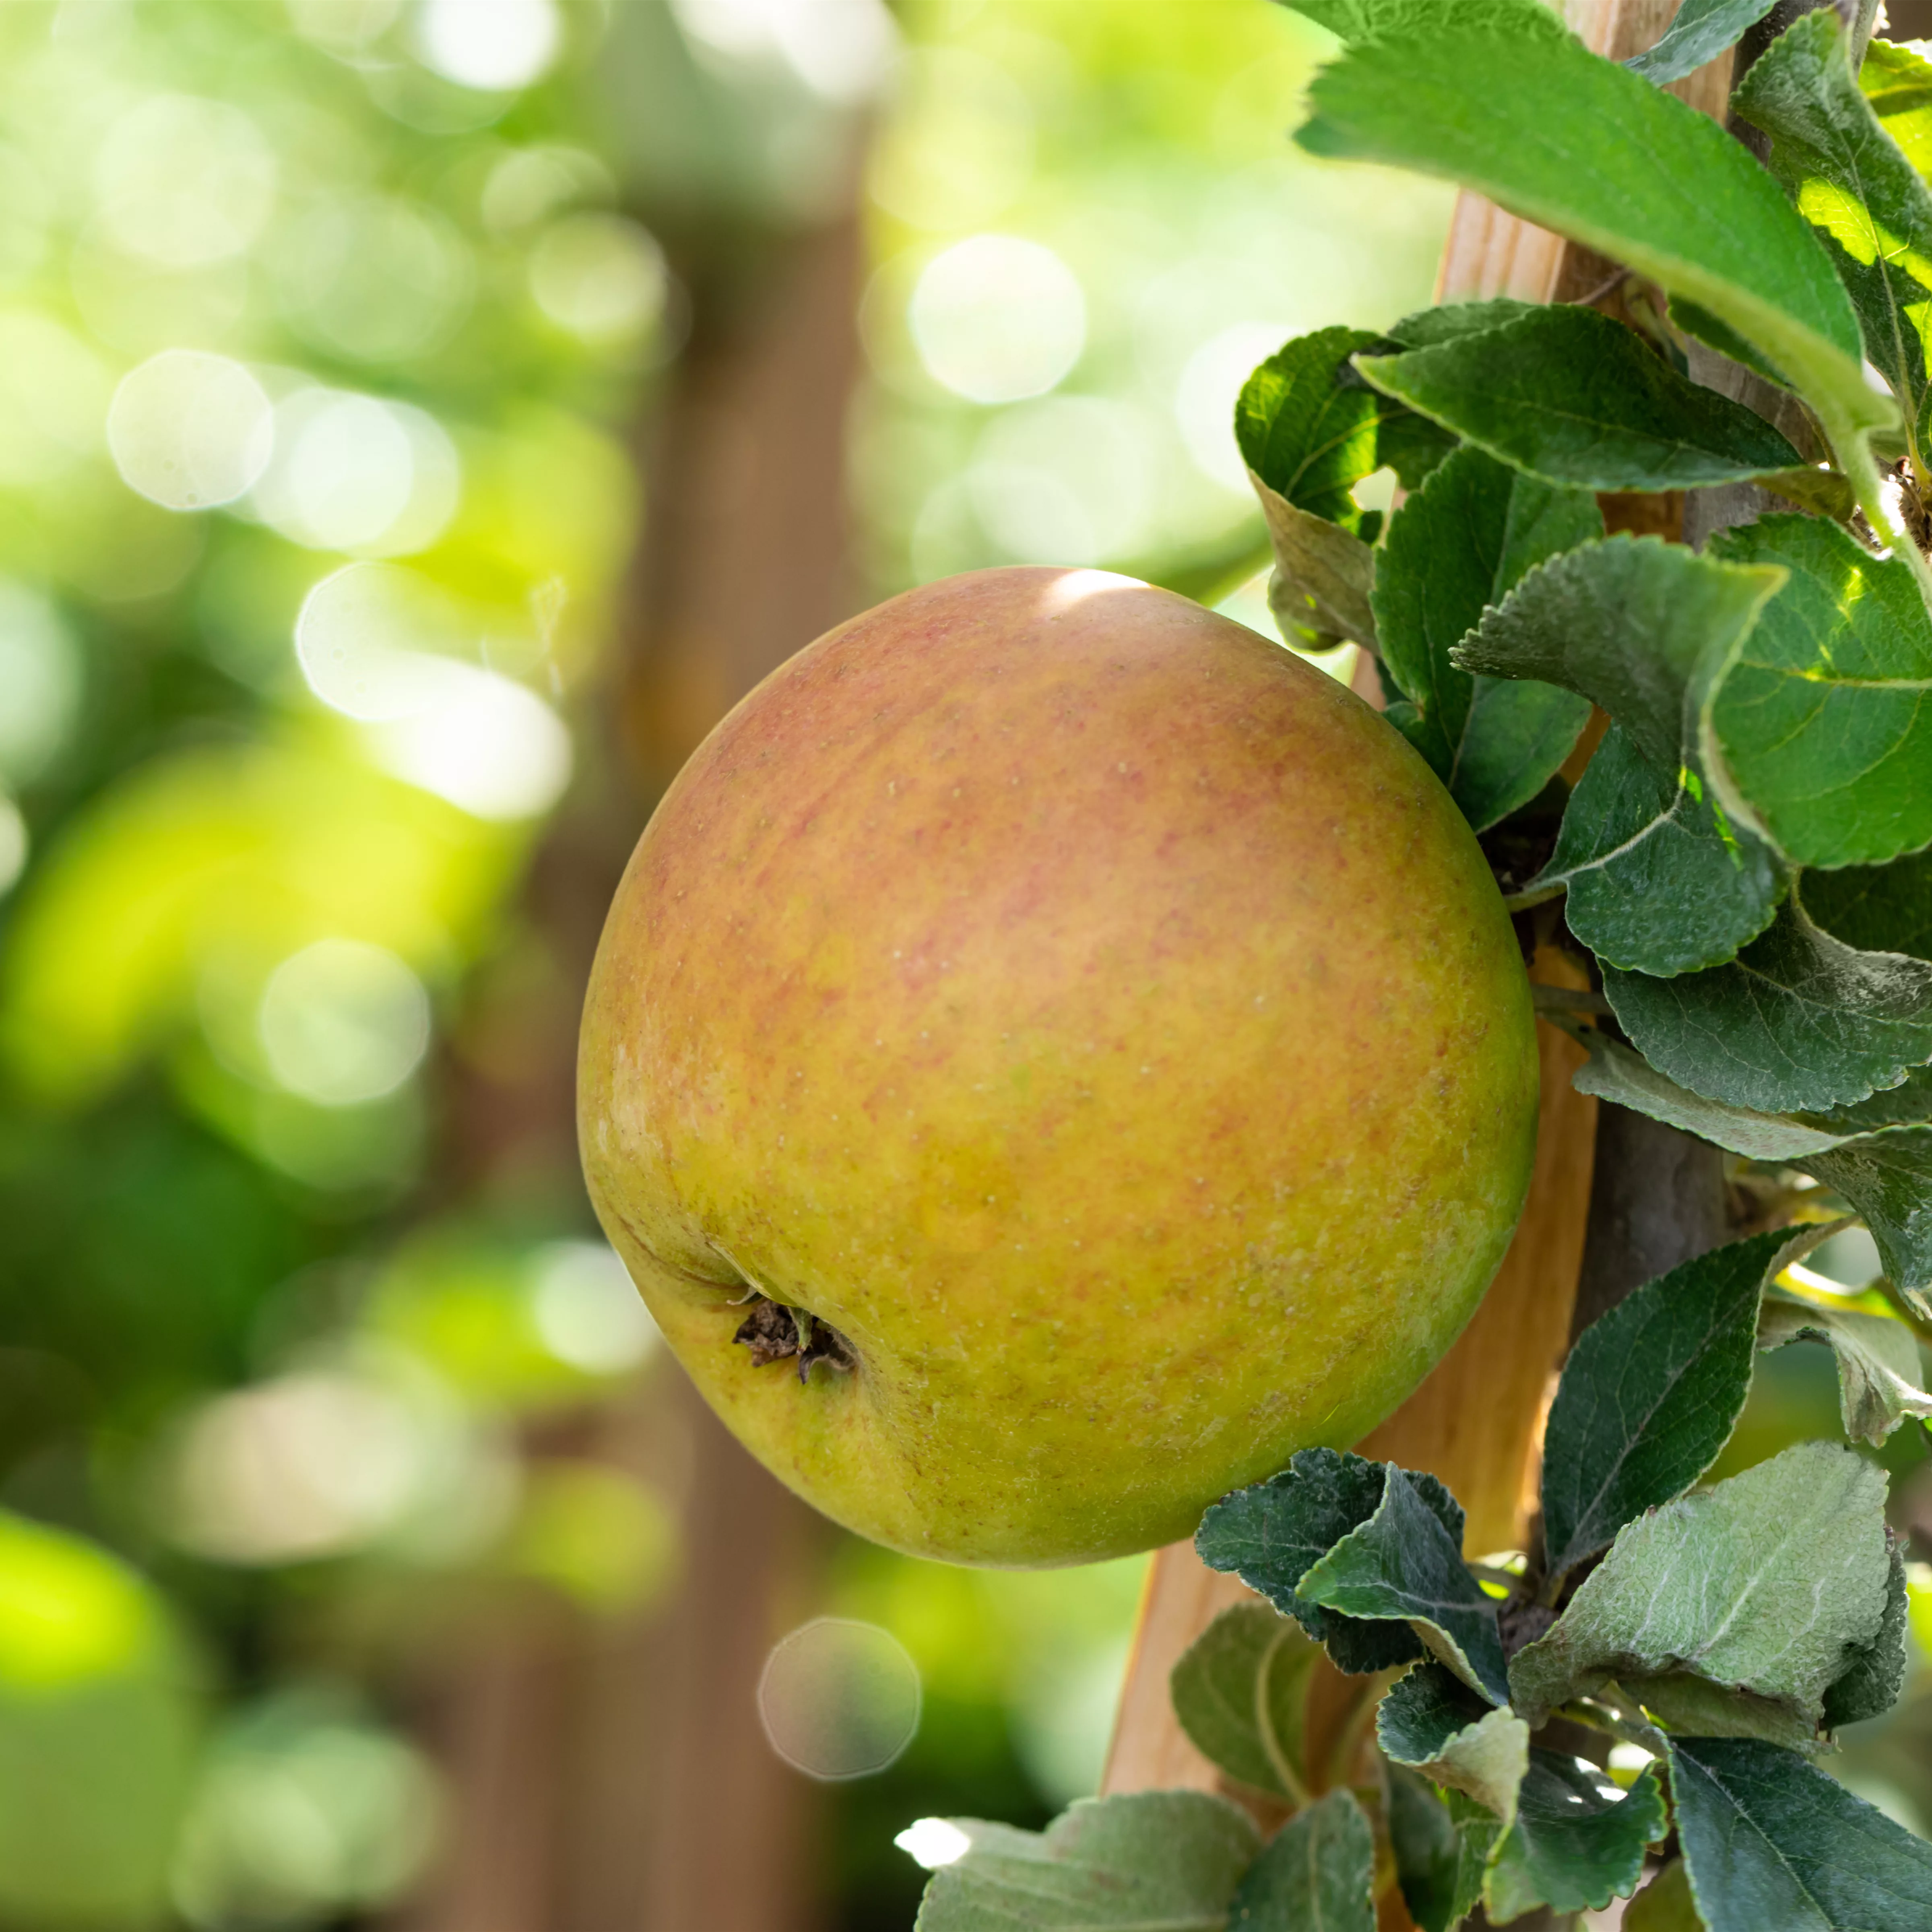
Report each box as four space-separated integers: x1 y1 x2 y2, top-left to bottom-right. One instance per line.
908 235 1085 405
529 214 668 345
414 0 561 91
0 582 82 784
94 95 277 270
259 938 431 1107
285 0 403 52
531 1240 659 1374
1175 321 1294 490
107 350 273 512
758 1618 921 1780
0 1512 157 1691
169 1371 430 1565
253 390 459 557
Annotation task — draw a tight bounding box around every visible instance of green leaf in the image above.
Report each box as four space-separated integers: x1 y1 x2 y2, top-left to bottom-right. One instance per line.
1237 327 1446 528
1355 306 1806 491
1627 0 1778 85
1250 473 1380 652
1759 1292 1932 1444
1453 535 1784 781
1804 846 1932 962
1443 1791 1505 1926
1624 1859 1702 1932
1292 19 1888 453
1823 1532 1911 1728
1800 1125 1932 1304
1281 0 1567 47
1707 516 1932 871
1386 297 1543 348
1484 1754 1668 1922
1509 1441 1893 1734
1169 1604 1318 1802
1377 1662 1529 1822
1735 12 1932 470
1540 1225 1834 1581
1668 1735 1932 1931
1530 725 1785 976
1226 1789 1375 1932
1802 1061 1932 1131
1235 326 1451 651
1632 1670 1829 1751
1603 899 1932 1115
1862 35 1932 180
911 1793 1260 1932
1297 1467 1510 1703
1561 1028 1932 1298
1670 294 1794 389
1385 1765 1463 1932
1196 1451 1430 1675
1454 534 1788 971
1372 445 1597 831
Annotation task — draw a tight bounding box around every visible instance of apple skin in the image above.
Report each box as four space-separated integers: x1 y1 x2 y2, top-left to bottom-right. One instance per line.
579 567 1538 1567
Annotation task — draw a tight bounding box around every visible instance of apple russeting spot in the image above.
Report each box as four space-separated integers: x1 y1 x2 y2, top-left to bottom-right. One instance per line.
577 566 1538 1566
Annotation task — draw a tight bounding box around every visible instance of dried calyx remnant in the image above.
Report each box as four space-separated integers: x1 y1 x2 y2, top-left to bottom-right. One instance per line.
733 1296 857 1382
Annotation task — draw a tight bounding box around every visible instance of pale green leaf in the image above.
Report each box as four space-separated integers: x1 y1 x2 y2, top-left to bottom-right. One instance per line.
1442 1791 1503 1927
1627 0 1777 85
1169 1604 1317 1803
1250 471 1380 652
1760 1292 1932 1444
1226 1789 1375 1932
1862 35 1932 180
911 1793 1260 1932
1356 305 1805 490
1509 1442 1893 1733
1668 1735 1932 1931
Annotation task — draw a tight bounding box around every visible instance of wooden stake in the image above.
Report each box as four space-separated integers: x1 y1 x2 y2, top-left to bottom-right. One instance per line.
1102 0 1734 1804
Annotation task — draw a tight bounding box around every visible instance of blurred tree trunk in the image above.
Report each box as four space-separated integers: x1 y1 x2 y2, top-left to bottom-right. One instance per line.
395 208 867 1932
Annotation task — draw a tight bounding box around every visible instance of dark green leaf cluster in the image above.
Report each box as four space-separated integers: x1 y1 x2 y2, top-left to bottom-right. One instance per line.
908 4 1932 1928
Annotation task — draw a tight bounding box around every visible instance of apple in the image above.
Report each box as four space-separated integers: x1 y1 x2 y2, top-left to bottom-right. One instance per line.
578 567 1538 1566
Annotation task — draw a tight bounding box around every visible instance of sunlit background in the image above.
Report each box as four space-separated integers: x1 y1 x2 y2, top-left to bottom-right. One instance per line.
0 2 1924 1928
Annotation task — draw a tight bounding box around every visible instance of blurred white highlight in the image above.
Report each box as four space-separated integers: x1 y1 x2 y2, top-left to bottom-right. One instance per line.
414 0 560 90
758 1618 922 1780
909 236 1085 405
258 938 431 1106
894 1818 971 1869
1175 322 1292 490
530 215 668 344
108 350 273 511
252 389 459 556
295 564 572 819
671 0 897 103
531 1241 660 1374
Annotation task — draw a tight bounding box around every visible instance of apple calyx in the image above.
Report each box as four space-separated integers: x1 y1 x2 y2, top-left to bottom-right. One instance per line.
732 1296 856 1384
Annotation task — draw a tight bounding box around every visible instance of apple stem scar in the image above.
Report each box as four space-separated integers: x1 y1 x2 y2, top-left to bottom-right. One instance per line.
733 1296 857 1383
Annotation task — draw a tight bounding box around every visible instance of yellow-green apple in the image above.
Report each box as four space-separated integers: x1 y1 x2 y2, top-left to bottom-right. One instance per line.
578 567 1537 1566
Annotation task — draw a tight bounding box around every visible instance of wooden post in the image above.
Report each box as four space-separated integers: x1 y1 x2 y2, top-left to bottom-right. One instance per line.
1102 0 1733 1804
